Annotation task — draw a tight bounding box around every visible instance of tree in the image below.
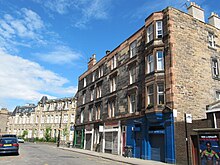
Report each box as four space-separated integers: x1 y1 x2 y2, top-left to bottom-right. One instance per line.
62 127 69 141
22 130 28 138
44 127 52 142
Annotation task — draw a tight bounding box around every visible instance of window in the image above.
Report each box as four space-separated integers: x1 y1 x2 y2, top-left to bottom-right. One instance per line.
147 23 153 43
130 41 137 58
156 21 163 39
129 67 136 84
110 77 116 92
148 54 154 73
47 115 50 123
35 116 38 123
64 101 69 110
71 114 75 123
156 51 164 70
157 84 164 105
98 65 104 78
91 88 95 101
89 108 93 121
92 72 95 82
147 85 154 105
83 77 86 87
63 114 68 123
208 33 215 48
82 91 86 104
96 86 102 98
80 110 84 123
41 116 44 123
128 94 136 113
95 106 101 120
216 91 220 100
108 101 115 118
50 115 53 123
212 58 219 78
111 55 117 70
55 115 59 123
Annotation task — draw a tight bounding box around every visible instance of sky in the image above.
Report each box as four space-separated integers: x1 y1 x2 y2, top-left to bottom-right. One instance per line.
0 0 219 111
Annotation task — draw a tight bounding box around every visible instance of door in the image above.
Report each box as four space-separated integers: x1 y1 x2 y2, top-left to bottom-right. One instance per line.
135 131 142 158
150 134 165 162
86 134 92 150
191 135 199 165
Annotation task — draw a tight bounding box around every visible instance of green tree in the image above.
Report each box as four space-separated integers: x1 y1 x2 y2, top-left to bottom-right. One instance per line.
22 130 28 138
63 127 69 140
44 127 52 142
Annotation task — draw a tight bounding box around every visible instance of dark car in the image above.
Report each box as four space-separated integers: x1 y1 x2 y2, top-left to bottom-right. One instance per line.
1 134 17 138
0 137 19 155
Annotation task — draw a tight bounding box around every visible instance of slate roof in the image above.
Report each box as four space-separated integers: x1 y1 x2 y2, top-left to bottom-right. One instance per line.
12 104 36 116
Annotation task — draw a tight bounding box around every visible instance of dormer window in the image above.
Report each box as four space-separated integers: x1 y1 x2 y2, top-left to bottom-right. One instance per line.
130 41 137 58
98 65 104 78
92 72 95 82
111 55 117 70
83 77 86 87
156 21 163 39
147 23 153 43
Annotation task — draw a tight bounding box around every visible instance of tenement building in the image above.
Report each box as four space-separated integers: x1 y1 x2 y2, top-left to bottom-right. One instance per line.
0 108 10 135
8 96 77 145
74 2 220 165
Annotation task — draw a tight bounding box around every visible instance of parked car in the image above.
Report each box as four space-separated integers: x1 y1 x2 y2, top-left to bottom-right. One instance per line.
17 138 24 143
1 134 17 138
0 137 19 155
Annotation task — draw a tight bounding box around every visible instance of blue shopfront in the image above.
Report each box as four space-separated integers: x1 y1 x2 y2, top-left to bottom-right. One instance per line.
126 112 175 164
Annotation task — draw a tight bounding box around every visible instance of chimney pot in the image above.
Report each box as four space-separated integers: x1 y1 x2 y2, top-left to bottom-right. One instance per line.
106 50 111 55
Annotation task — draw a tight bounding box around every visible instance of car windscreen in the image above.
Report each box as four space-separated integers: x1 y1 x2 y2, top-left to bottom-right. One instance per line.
2 135 16 138
0 138 17 144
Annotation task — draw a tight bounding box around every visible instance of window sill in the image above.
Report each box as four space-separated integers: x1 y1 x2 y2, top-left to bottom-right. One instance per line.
208 46 217 51
212 76 220 81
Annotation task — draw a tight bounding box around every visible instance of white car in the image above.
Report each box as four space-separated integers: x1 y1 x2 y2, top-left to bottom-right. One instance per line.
17 138 24 143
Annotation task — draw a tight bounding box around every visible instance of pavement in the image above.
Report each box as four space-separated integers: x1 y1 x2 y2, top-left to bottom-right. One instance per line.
59 146 172 165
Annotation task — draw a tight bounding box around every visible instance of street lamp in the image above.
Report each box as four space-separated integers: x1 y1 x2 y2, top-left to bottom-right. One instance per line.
57 102 64 147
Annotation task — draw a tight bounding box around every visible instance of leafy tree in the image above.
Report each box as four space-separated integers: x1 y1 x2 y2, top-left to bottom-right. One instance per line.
44 127 52 142
22 130 28 138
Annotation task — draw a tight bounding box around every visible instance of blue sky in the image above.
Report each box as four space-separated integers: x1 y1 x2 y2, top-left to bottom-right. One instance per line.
0 0 219 111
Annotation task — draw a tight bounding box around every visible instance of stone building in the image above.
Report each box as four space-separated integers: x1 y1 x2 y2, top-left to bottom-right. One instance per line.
0 108 10 135
74 2 220 164
8 96 77 145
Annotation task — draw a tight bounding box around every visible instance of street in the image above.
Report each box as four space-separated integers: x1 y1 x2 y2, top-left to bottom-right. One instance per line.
0 143 128 165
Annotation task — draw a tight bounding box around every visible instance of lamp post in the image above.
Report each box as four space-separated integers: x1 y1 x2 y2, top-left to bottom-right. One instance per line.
57 104 64 147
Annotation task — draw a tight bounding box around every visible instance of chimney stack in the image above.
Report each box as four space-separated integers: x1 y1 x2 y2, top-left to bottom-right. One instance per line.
88 54 96 70
187 2 205 22
209 12 220 29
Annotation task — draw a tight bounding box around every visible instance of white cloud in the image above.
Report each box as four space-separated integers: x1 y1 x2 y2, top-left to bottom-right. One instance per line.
45 0 72 14
32 0 112 29
0 8 45 52
0 49 77 106
74 0 111 28
36 46 82 65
